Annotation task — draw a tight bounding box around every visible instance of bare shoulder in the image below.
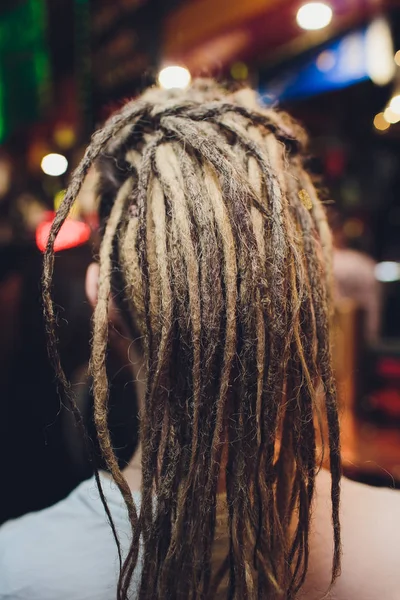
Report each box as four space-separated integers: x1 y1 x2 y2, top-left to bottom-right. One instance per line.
300 470 400 600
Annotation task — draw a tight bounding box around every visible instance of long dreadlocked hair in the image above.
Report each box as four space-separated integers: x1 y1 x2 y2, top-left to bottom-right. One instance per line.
42 80 341 600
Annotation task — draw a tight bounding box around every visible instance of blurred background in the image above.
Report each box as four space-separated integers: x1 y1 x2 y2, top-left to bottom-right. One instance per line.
1 0 400 524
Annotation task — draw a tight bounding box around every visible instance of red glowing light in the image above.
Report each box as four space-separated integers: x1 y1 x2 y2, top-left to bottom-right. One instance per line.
36 217 91 252
377 358 400 379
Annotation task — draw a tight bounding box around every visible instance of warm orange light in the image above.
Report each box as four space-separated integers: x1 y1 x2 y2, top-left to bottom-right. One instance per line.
36 216 91 252
373 112 390 131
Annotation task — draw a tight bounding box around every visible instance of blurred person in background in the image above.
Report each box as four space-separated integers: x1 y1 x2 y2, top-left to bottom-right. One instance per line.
0 81 399 600
330 208 381 343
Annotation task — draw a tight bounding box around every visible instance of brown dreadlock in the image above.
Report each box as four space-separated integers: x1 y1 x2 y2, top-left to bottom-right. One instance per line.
42 80 341 600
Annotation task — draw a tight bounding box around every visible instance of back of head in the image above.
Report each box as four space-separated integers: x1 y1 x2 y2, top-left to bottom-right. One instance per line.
43 80 341 599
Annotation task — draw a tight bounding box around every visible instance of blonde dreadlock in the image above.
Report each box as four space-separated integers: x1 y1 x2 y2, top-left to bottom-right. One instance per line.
42 80 341 600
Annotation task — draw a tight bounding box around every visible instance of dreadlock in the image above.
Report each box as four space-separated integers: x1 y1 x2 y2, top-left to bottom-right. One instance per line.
42 80 341 599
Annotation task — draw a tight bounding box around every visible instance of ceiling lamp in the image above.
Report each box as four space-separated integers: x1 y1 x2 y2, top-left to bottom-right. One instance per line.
296 3 333 31
158 66 191 90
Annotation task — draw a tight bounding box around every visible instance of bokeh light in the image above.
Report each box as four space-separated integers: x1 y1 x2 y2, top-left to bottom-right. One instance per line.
296 3 333 31
158 66 191 90
384 107 400 124
41 153 68 177
373 112 390 131
375 262 400 283
389 94 400 114
230 62 249 80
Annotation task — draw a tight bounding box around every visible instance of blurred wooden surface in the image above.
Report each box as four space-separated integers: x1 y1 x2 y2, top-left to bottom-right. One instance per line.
341 410 400 484
333 299 400 485
333 298 359 413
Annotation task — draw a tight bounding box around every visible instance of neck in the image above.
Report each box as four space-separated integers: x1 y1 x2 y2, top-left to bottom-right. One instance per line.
122 445 143 491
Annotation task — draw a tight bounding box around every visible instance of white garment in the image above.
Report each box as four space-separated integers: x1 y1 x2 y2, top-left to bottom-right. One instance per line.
0 475 138 600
